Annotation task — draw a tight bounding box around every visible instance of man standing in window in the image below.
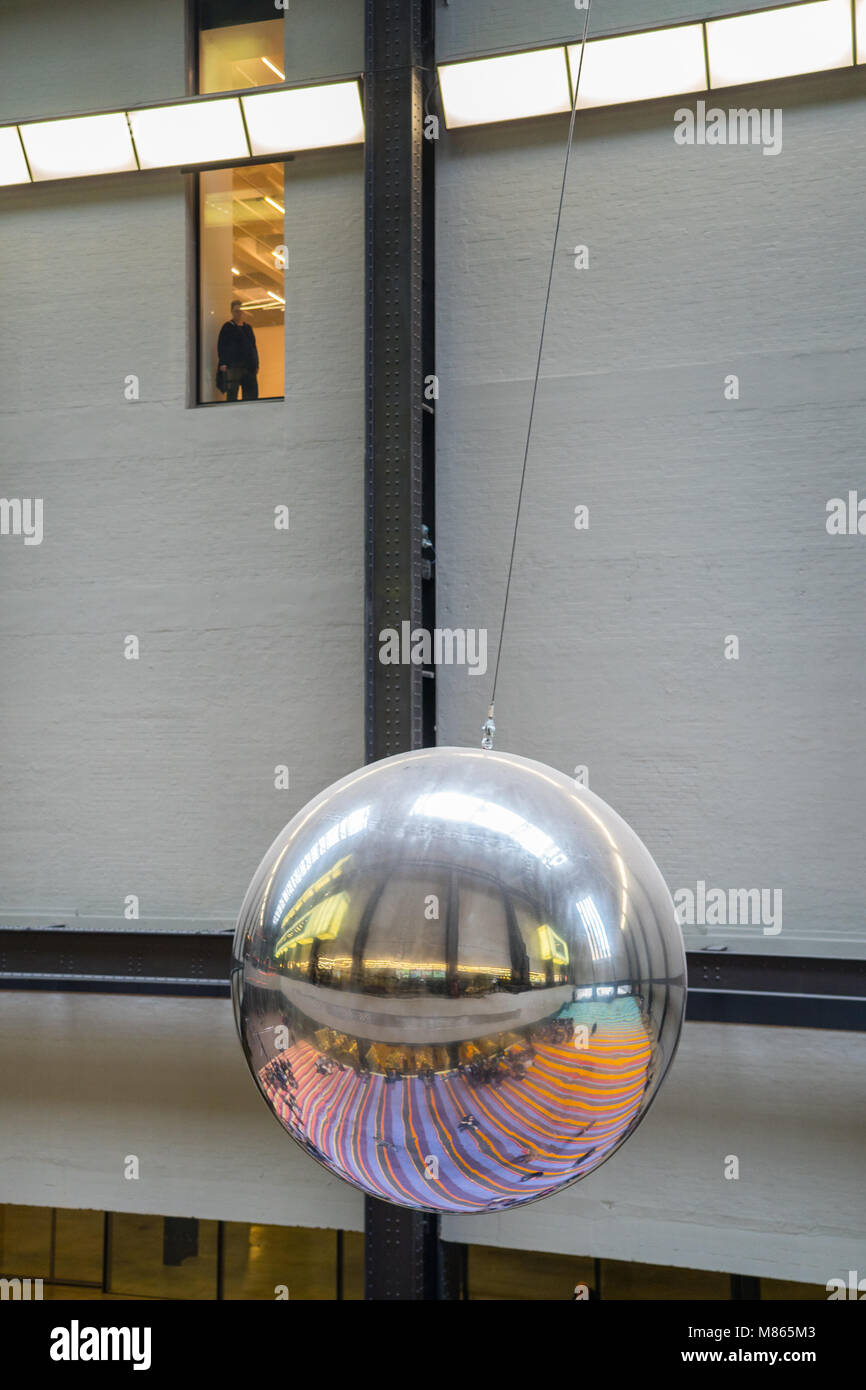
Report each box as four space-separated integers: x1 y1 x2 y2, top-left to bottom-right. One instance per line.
217 300 259 401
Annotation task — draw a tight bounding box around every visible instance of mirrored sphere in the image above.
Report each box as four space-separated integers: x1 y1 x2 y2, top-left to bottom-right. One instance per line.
232 747 686 1214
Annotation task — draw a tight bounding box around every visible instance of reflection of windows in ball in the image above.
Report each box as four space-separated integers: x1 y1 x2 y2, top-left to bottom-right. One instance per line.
232 747 686 1214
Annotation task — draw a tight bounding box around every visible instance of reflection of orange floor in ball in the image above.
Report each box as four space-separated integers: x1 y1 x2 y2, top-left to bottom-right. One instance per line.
258 1005 652 1211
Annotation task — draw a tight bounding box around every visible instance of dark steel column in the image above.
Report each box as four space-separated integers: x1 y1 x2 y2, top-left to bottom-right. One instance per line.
364 0 445 1299
162 1215 199 1267
101 1213 113 1294
364 0 426 761
731 1273 762 1300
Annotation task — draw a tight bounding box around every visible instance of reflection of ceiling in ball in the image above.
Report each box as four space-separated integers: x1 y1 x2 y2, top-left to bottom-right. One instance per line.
232 747 686 1214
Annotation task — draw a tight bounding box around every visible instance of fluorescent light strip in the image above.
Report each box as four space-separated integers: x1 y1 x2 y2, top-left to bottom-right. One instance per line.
241 81 365 154
440 2 859 129
0 126 31 186
568 25 707 109
129 98 249 170
706 0 853 88
1 80 365 188
20 111 138 181
439 47 572 129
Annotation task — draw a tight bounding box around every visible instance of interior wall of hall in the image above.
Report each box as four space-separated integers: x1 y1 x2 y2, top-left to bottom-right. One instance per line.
431 2 866 1280
434 69 866 961
0 0 366 1226
0 0 365 928
0 0 863 1290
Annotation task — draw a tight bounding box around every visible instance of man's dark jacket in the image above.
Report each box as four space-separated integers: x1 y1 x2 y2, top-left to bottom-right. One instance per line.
217 320 259 371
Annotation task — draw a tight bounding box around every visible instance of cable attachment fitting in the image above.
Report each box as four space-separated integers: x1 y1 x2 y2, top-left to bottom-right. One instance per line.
481 704 496 752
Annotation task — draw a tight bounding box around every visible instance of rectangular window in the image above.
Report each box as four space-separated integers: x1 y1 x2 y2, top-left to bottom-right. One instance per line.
198 2 285 96
199 163 285 403
194 1 286 404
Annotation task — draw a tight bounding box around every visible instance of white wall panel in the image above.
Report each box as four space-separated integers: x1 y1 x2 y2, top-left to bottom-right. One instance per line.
435 69 866 956
0 152 365 924
0 0 186 121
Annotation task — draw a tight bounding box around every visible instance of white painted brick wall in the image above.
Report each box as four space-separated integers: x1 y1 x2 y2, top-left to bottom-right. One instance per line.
435 70 866 956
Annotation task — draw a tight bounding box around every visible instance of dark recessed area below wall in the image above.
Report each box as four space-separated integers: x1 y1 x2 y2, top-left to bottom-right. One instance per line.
0 1203 829 1301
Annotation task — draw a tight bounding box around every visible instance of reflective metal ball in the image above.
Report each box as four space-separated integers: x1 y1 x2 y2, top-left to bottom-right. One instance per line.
232 747 686 1214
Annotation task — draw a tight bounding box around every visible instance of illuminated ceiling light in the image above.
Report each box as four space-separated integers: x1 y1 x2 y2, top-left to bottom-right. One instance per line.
129 98 248 169
270 805 369 925
242 81 365 154
264 196 285 213
576 895 612 963
411 790 566 865
537 924 569 965
706 0 853 88
0 126 31 186
231 266 240 275
438 47 571 128
267 291 286 304
568 25 707 108
261 56 286 82
20 112 137 181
